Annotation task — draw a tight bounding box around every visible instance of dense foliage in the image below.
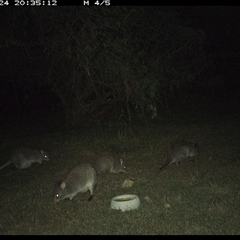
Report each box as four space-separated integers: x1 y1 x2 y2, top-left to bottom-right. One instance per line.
0 7 210 125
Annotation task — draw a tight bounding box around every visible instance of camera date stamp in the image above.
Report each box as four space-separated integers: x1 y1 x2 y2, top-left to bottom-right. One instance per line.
0 0 110 6
0 0 57 6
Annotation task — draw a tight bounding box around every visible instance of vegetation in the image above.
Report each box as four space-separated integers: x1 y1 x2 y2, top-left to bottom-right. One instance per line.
0 7 211 126
0 7 239 235
0 104 239 234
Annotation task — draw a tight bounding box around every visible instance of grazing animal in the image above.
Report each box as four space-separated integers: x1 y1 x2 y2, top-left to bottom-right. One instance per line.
53 163 97 203
0 147 50 170
93 154 126 174
160 140 198 171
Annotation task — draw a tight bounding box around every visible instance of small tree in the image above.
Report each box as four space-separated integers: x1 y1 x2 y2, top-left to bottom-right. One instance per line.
0 7 210 126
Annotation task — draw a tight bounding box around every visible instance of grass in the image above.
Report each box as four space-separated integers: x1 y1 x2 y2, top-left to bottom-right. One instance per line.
0 107 240 235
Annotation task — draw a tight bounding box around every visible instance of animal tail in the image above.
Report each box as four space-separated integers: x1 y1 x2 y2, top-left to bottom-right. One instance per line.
88 194 94 202
159 162 171 172
0 160 11 170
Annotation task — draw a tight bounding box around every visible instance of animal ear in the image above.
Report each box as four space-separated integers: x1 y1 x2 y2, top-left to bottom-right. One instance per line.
40 150 44 154
120 159 124 165
60 182 66 190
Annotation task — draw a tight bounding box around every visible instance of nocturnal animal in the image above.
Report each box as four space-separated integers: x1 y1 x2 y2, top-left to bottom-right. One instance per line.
0 147 50 170
53 163 97 203
93 153 126 174
160 140 198 171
